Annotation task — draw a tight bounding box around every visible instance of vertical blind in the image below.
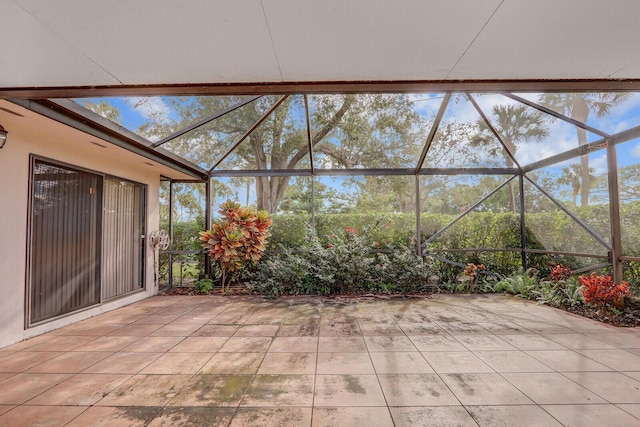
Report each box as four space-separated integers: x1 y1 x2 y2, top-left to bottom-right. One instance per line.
30 161 102 323
29 159 146 325
102 179 144 300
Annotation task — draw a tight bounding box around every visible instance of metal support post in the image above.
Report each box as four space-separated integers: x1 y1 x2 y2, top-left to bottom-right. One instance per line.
606 141 623 282
204 178 212 278
415 175 421 256
168 181 174 287
519 174 527 270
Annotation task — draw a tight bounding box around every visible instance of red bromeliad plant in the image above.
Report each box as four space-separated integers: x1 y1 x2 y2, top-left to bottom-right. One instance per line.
550 264 572 282
200 200 272 294
579 272 629 311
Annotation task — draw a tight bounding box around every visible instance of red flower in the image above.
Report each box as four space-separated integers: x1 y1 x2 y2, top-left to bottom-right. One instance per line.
374 241 380 247
328 244 334 249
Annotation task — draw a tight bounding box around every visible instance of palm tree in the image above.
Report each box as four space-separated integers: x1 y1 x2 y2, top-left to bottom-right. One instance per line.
472 104 549 212
538 93 630 206
557 163 595 207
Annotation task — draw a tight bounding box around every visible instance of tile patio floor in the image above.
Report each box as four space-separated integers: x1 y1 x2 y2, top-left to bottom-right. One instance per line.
1 294 640 426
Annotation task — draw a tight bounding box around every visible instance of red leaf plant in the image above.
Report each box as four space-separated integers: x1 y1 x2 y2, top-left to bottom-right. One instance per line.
200 200 272 294
579 272 629 311
550 264 572 282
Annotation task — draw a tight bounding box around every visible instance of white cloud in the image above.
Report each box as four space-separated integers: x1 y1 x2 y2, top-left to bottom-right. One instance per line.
631 142 640 158
126 97 172 124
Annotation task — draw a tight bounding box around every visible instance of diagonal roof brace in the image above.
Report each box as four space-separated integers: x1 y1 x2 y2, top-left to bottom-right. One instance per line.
152 95 262 148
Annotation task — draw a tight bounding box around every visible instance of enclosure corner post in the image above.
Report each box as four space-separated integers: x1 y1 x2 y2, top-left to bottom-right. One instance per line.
519 174 527 270
606 140 623 282
204 178 212 278
415 175 421 256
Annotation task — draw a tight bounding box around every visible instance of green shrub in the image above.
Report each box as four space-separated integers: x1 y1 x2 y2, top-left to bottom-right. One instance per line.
247 224 431 297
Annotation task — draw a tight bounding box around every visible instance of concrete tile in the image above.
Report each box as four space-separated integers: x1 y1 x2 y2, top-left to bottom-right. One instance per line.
269 337 318 352
617 404 640 419
27 373 130 405
121 336 184 353
71 335 140 352
314 374 385 407
242 374 314 407
421 351 493 374
437 322 491 335
466 405 563 426
396 323 445 335
542 404 640 427
408 334 466 351
231 407 312 427
26 335 97 351
364 336 417 352
148 323 201 336
526 349 613 372
0 406 14 416
474 350 554 373
218 337 272 353
378 373 459 406
370 352 434 374
0 405 86 426
503 372 605 404
513 321 574 334
319 322 361 337
193 324 239 337
499 334 566 351
170 314 217 325
454 334 516 351
390 406 477 427
475 322 533 335
563 371 640 403
577 349 640 371
148 407 234 426
0 351 63 372
134 314 182 324
97 374 191 406
359 323 404 336
59 323 127 336
26 351 111 373
83 352 162 374
258 352 316 374
65 406 160 426
234 324 280 337
140 352 212 374
543 333 616 350
626 371 640 381
169 375 251 407
312 407 393 427
200 352 264 375
0 373 71 404
441 373 533 405
587 332 640 349
107 323 163 336
168 336 228 353
316 352 375 374
318 337 367 352
276 323 319 337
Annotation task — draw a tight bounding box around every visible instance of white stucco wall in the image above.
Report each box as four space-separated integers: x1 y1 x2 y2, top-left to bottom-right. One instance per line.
0 104 163 348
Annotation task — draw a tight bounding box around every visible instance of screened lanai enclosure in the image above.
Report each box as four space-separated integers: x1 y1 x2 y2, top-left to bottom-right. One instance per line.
52 91 640 291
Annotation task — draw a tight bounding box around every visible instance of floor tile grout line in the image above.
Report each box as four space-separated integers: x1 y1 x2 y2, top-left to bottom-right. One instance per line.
354 313 396 427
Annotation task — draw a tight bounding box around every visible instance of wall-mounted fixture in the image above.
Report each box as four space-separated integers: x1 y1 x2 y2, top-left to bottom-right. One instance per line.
0 125 7 148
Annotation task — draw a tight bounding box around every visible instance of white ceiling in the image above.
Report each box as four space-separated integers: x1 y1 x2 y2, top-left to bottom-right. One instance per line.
2 0 640 90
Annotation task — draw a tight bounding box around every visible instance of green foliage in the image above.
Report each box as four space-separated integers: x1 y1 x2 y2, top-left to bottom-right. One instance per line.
534 276 584 307
247 224 431 298
493 268 540 298
197 277 214 294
